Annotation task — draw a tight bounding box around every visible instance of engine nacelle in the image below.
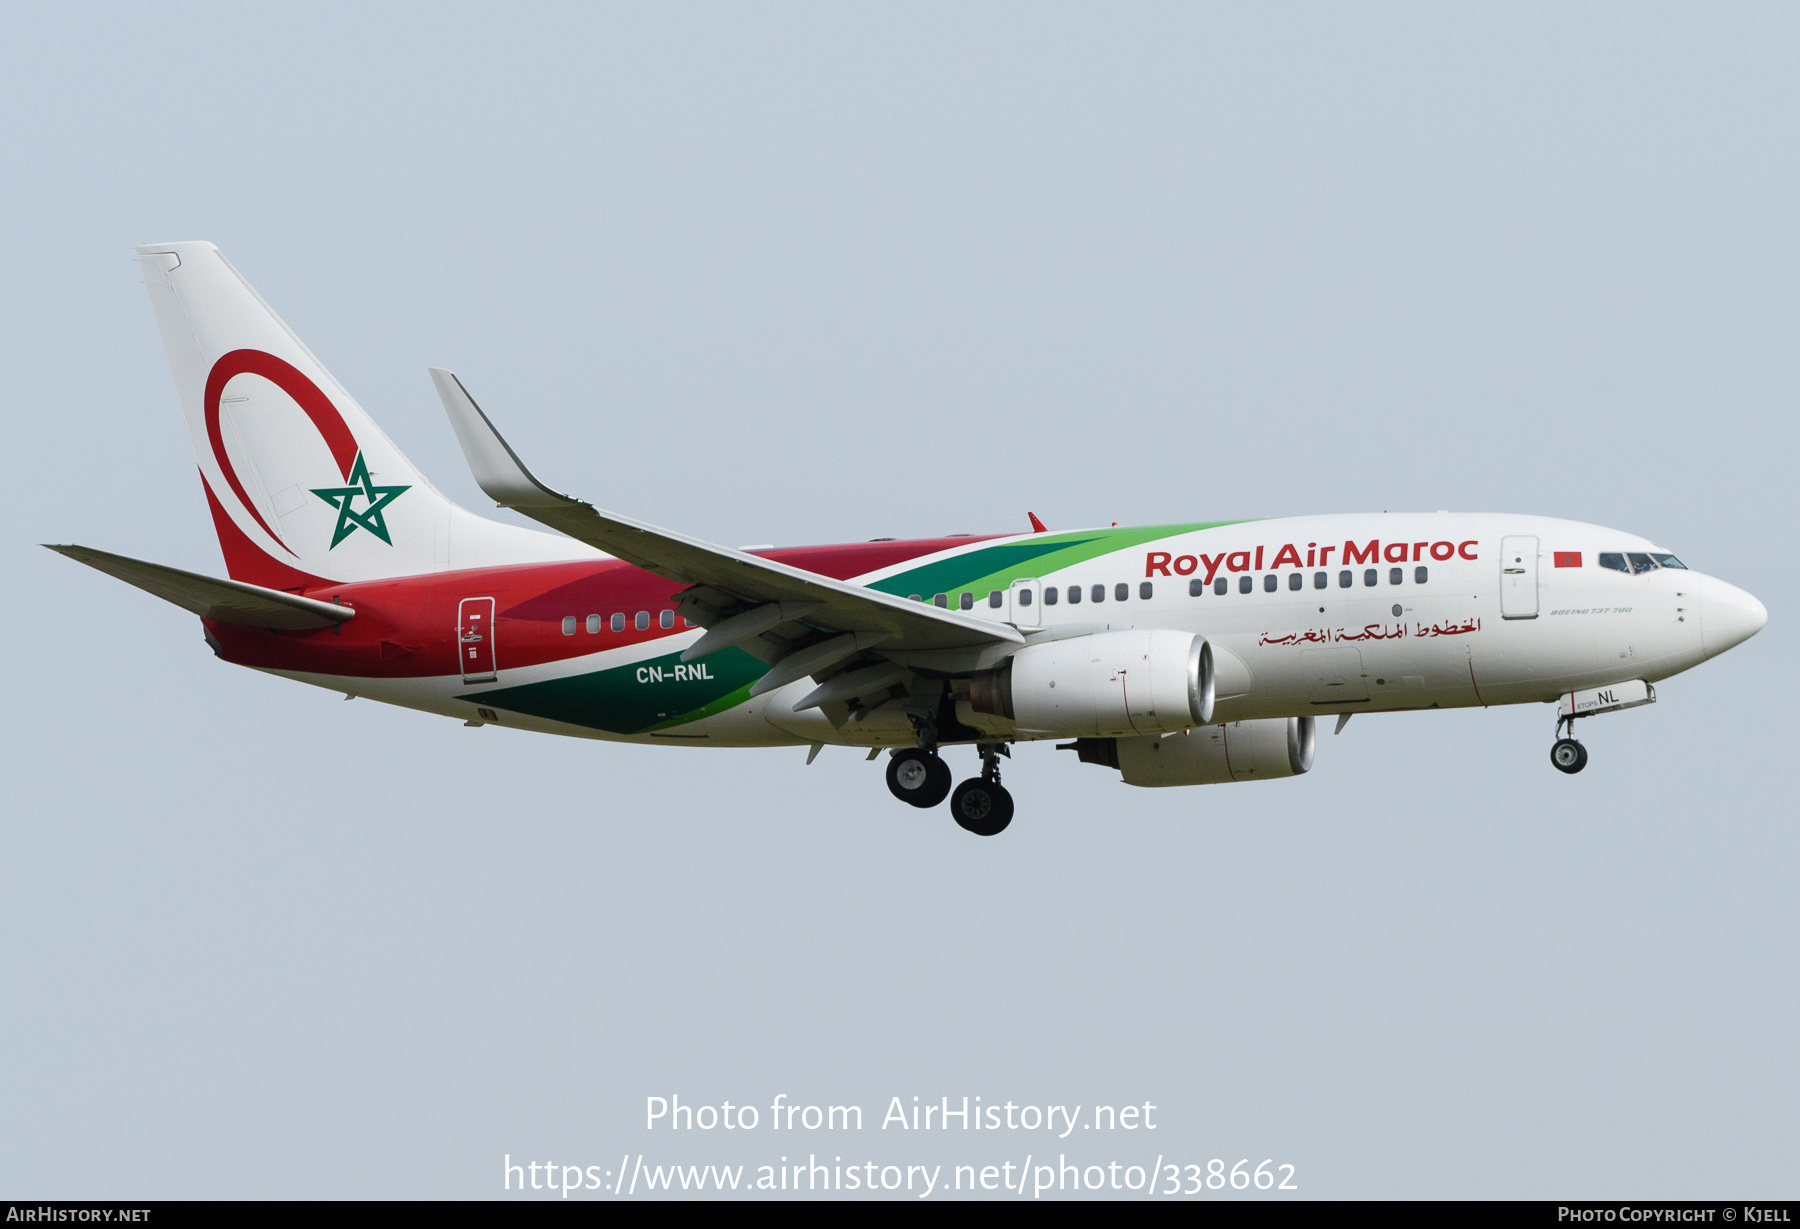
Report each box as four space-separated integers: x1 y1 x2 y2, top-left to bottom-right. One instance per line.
1113 717 1315 786
970 630 1213 738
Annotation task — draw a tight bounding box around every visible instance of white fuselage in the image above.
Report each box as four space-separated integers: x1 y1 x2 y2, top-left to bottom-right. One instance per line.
271 513 1765 748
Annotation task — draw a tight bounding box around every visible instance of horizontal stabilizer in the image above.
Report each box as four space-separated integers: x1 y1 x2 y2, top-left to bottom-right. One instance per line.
45 545 354 630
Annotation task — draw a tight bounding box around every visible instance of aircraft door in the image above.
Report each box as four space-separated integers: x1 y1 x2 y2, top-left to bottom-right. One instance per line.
458 597 497 682
1500 536 1539 619
1009 579 1042 627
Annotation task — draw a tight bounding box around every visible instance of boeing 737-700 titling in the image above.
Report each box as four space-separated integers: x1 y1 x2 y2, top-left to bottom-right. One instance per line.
52 242 1768 835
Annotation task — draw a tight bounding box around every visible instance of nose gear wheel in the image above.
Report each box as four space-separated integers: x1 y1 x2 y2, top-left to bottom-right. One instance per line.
1550 737 1588 774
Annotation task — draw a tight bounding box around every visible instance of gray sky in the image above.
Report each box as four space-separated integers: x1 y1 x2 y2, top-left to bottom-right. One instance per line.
3 2 1794 1198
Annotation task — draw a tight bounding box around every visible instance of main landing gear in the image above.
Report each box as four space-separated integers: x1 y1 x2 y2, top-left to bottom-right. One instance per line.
886 747 952 808
1550 715 1589 775
884 742 1014 836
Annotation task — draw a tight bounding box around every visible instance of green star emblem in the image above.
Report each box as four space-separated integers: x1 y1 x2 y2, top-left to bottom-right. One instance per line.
311 451 410 548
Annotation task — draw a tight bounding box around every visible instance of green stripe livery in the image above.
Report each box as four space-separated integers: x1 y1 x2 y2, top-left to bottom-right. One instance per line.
868 524 1242 599
471 646 768 735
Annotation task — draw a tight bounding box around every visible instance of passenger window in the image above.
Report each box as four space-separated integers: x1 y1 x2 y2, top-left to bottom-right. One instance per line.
1288 573 1302 591
1389 567 1403 585
959 592 973 610
660 609 674 629
1042 586 1056 606
1414 566 1428 584
1238 575 1253 594
562 616 576 636
586 614 601 634
1627 553 1658 574
1314 571 1327 589
1263 574 1277 592
1139 581 1154 600
934 593 948 608
1067 585 1081 605
1092 584 1106 603
1364 569 1378 587
635 611 649 631
988 590 1003 609
1339 570 1352 588
1018 588 1033 606
611 613 625 632
1598 552 1629 573
1650 553 1687 570
1213 577 1227 595
1115 583 1129 602
1189 578 1205 597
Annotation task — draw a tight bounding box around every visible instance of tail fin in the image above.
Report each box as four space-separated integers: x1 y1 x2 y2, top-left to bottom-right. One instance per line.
136 242 577 588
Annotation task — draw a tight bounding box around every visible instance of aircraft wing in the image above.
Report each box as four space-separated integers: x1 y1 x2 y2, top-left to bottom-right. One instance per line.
431 371 1023 679
45 544 355 631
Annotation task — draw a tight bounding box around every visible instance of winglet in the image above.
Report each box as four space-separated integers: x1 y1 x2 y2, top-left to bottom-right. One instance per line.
1028 512 1048 533
429 369 578 510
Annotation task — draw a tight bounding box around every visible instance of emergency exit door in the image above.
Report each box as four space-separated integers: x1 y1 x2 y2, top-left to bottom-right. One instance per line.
458 597 497 682
1009 579 1042 627
1499 536 1539 619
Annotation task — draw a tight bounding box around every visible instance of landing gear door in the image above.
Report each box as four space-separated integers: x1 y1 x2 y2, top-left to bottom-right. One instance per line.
458 597 497 682
1009 579 1042 627
1500 536 1539 619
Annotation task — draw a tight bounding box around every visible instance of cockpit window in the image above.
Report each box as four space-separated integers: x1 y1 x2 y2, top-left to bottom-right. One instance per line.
1627 552 1658 574
1598 552 1629 573
1650 553 1687 570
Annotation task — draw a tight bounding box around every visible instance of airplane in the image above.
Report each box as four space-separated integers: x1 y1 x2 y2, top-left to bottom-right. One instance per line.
50 242 1768 836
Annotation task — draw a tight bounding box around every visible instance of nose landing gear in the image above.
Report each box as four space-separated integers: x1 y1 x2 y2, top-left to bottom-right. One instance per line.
1550 714 1588 775
1551 738 1588 774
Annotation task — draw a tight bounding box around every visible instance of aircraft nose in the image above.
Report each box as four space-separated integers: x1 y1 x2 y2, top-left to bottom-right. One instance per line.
1701 576 1768 658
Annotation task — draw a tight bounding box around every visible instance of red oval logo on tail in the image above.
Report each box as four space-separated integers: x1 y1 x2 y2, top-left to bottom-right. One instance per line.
204 349 361 554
